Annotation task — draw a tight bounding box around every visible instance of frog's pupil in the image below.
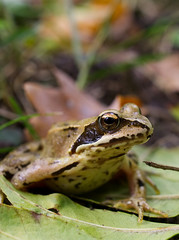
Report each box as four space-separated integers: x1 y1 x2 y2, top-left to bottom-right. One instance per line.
104 117 116 125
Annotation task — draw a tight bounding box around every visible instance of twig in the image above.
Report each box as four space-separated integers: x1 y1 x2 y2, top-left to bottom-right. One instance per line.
144 161 179 172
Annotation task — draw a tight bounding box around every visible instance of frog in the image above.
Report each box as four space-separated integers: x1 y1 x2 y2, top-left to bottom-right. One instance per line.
0 103 167 222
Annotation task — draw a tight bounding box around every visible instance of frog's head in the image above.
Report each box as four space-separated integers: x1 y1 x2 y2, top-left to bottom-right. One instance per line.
70 103 153 155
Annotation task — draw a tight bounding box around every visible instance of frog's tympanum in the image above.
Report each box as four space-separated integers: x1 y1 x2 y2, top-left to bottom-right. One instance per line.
0 103 167 222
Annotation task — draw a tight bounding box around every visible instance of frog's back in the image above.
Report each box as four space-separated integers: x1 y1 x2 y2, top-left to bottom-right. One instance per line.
42 117 97 158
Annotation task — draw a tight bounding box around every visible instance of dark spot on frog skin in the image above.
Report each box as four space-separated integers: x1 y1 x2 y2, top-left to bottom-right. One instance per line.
115 147 120 149
131 134 135 139
20 162 31 168
63 127 78 132
52 161 79 176
137 179 144 188
68 178 74 182
75 182 81 189
15 166 21 171
82 166 88 171
95 149 101 153
104 171 109 175
97 153 125 165
137 133 144 138
37 144 43 151
108 153 125 160
83 177 87 180
24 149 31 153
89 159 96 164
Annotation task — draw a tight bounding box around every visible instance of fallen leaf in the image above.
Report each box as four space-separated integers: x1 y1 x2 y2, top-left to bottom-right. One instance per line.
24 69 105 137
138 54 179 93
109 95 142 110
54 68 105 117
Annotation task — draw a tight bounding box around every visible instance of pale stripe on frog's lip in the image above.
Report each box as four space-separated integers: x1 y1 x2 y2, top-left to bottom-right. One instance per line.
76 134 148 154
97 135 146 148
70 117 151 154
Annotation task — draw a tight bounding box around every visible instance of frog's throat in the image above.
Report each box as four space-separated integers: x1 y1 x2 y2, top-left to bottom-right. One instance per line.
70 118 150 154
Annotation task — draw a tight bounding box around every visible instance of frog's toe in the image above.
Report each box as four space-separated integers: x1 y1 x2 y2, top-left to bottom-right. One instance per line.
106 197 168 222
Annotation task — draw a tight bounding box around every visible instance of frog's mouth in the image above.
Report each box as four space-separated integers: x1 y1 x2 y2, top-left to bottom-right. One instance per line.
96 133 151 149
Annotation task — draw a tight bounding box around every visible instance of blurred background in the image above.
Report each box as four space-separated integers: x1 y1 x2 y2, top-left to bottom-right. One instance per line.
0 0 179 155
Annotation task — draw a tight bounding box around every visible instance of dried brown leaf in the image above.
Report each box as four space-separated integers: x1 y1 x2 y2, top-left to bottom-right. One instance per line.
109 95 142 110
138 54 179 93
24 69 105 137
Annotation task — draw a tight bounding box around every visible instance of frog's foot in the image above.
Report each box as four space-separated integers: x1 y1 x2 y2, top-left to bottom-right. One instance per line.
105 197 168 222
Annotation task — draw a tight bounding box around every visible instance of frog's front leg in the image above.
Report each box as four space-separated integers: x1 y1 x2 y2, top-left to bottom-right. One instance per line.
106 154 168 222
11 157 78 189
0 141 44 203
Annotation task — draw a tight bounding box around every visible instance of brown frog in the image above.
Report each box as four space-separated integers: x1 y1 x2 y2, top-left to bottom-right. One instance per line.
0 103 167 222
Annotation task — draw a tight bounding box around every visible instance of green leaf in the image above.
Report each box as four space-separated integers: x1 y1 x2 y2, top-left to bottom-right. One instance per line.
0 114 39 131
0 147 179 239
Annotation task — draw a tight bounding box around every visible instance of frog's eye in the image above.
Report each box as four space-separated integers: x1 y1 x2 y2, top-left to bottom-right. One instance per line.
99 112 120 131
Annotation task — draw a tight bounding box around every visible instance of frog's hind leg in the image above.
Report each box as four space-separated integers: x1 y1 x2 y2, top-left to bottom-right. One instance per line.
105 154 168 222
